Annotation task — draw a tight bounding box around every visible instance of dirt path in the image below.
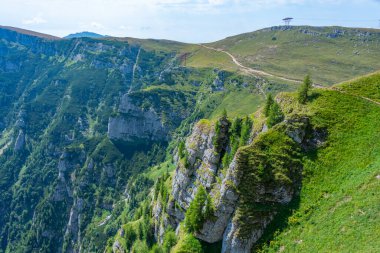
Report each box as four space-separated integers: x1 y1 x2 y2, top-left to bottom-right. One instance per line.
200 44 303 84
328 87 380 106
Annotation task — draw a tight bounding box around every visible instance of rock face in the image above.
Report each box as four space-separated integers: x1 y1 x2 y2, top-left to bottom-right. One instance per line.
167 117 240 243
196 157 240 243
159 115 317 252
65 197 84 252
14 130 25 151
112 239 125 253
108 94 168 145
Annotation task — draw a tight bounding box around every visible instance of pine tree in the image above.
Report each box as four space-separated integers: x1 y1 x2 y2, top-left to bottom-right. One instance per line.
298 74 312 104
239 116 252 146
178 141 186 159
184 186 213 233
230 117 242 139
213 121 221 150
264 93 274 116
267 101 284 128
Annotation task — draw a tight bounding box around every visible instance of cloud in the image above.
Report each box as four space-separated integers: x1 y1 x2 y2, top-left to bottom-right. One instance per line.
22 15 47 25
90 22 105 29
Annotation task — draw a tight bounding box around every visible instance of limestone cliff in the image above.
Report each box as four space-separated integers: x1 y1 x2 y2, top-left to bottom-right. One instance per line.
108 94 168 145
155 114 320 252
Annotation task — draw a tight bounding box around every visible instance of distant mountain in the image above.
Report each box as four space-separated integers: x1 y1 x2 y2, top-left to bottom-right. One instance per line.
64 31 105 39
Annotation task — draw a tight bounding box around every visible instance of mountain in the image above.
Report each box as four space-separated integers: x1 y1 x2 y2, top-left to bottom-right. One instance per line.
0 25 379 253
64 31 105 39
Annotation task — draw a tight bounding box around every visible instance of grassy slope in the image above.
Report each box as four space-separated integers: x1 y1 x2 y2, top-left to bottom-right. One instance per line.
258 73 380 252
185 46 238 72
337 70 380 103
209 90 264 119
209 26 380 85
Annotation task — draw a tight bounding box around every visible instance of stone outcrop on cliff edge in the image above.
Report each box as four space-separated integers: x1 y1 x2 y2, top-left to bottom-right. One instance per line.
155 114 318 252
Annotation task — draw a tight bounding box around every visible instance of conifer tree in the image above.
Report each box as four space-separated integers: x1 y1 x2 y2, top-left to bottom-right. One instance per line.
267 101 284 128
298 74 312 104
264 93 274 116
184 186 213 233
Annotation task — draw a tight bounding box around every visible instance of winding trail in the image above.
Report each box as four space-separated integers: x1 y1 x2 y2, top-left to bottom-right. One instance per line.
329 87 380 106
200 44 380 107
201 44 303 84
359 96 380 106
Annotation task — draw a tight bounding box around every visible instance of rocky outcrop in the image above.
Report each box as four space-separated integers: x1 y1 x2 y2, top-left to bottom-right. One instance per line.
171 117 230 209
65 197 85 253
219 117 309 253
196 157 240 243
161 115 319 252
166 117 238 243
221 166 297 253
108 94 168 145
112 240 126 253
14 130 25 151
222 213 273 253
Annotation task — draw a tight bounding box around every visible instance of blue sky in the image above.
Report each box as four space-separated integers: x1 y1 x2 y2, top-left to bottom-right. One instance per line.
1 0 379 42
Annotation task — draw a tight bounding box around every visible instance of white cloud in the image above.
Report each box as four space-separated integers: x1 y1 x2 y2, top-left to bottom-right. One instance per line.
90 22 105 29
22 15 47 25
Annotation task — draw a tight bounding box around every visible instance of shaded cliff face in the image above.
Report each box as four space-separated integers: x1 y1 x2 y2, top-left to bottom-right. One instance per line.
108 94 168 146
